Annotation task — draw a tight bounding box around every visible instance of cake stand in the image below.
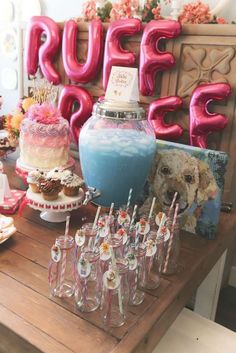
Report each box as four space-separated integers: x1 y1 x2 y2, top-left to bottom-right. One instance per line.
16 157 75 182
26 188 84 223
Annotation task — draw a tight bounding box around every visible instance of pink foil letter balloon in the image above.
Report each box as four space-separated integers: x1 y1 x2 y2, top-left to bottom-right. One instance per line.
148 96 183 140
140 20 181 96
58 85 93 143
24 16 61 85
189 83 231 148
63 19 104 83
103 18 142 90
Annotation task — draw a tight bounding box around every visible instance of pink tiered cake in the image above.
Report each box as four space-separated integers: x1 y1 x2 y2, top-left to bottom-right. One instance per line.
19 103 71 169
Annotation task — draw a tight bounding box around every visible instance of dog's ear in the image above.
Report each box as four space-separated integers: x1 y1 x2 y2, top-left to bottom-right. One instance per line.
196 159 218 205
148 152 162 183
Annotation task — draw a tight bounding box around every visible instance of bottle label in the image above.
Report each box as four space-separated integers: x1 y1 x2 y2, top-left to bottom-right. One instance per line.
51 244 61 263
137 219 150 235
155 212 167 226
103 269 120 290
100 242 111 261
117 210 130 226
145 239 157 257
77 257 91 278
127 252 138 271
115 228 128 245
75 229 85 247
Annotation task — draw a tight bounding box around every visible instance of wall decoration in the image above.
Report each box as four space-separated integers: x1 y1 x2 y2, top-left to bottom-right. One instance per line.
63 19 104 83
24 16 61 85
139 19 181 96
189 83 231 149
141 140 228 239
103 18 141 90
1 68 18 90
147 96 183 140
0 28 17 61
58 85 93 143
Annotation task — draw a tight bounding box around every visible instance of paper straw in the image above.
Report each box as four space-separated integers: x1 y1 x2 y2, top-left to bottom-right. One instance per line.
108 202 114 219
89 206 101 249
134 226 139 251
129 205 138 230
163 203 179 273
126 188 133 211
167 192 178 217
92 206 101 231
109 246 117 272
148 197 156 221
155 213 167 241
59 216 71 295
65 216 70 239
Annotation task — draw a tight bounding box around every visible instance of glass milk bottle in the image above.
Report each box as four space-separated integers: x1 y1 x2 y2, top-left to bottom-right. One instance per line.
79 100 156 207
48 236 75 298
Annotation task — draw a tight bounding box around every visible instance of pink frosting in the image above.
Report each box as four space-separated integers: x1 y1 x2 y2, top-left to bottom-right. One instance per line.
21 133 70 147
26 103 61 124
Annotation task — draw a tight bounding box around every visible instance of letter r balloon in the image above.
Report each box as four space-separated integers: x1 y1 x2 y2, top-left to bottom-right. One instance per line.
58 85 93 143
24 16 61 85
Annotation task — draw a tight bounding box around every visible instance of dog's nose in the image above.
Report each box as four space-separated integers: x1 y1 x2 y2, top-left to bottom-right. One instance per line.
167 190 180 202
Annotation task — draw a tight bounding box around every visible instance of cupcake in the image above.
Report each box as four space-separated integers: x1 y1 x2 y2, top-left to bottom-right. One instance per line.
39 178 61 201
46 167 69 181
27 169 44 193
61 172 84 197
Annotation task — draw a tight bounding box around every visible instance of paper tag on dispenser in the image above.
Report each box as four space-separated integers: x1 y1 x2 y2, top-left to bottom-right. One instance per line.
105 66 139 102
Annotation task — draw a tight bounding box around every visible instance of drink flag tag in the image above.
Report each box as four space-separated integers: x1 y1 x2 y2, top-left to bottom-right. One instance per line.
105 66 139 102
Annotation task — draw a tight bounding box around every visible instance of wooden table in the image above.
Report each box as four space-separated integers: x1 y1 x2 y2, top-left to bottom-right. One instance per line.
0 159 235 353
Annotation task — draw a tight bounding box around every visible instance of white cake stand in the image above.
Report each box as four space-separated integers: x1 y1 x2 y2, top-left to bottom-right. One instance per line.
26 188 84 223
16 157 75 181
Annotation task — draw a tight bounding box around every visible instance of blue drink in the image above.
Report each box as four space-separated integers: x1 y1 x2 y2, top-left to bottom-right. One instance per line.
79 128 156 207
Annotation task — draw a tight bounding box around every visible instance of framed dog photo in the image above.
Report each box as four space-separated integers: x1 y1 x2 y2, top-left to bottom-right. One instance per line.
141 140 228 240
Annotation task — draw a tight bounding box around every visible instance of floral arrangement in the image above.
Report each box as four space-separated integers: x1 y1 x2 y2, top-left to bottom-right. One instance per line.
26 103 61 124
79 0 229 24
3 97 36 138
178 1 228 24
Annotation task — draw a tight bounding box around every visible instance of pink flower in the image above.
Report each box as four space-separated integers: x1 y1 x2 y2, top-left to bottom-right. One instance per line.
110 0 139 21
26 103 61 124
216 17 228 24
178 1 211 24
82 0 99 21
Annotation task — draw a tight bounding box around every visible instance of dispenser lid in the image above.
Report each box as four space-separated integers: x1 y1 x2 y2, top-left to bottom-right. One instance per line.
93 100 146 121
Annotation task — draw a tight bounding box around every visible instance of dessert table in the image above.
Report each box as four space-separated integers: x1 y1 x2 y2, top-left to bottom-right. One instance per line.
0 158 235 353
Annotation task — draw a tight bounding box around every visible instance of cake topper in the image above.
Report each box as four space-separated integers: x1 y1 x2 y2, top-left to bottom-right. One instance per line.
29 78 58 105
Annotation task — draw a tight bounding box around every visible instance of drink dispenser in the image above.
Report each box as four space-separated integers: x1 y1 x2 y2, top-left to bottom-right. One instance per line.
79 100 156 207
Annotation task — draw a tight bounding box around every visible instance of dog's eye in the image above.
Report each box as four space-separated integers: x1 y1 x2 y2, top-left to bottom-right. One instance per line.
185 175 193 183
161 166 171 176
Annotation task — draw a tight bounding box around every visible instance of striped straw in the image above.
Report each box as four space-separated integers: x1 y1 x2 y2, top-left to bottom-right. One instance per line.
59 216 71 295
134 225 139 251
129 205 138 230
126 188 133 211
163 203 179 273
106 203 114 240
92 206 101 231
65 216 70 239
89 206 101 249
156 212 167 241
167 192 178 218
148 197 156 221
